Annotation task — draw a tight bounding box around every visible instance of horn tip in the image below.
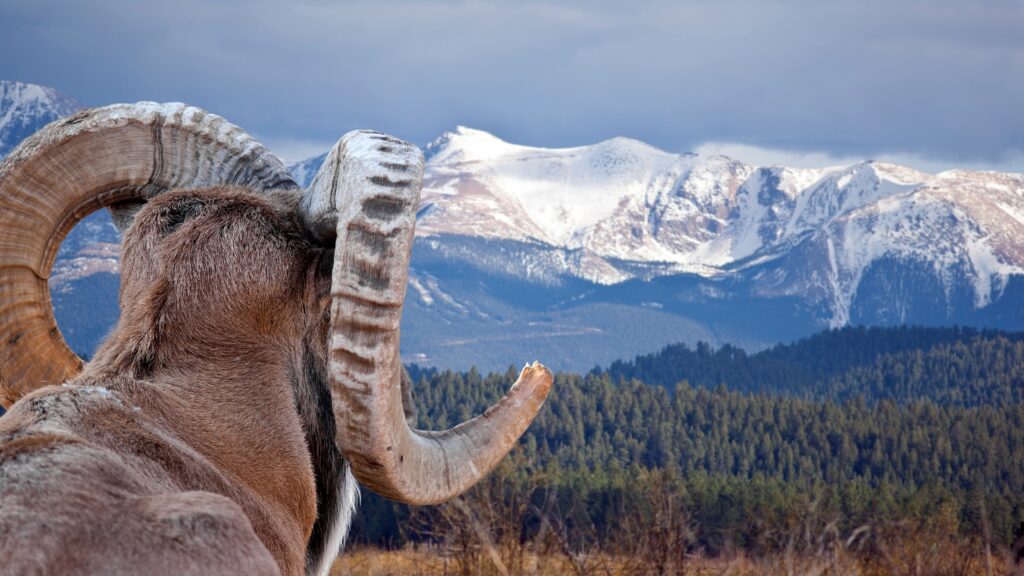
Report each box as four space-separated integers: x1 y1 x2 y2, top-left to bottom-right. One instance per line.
511 361 553 399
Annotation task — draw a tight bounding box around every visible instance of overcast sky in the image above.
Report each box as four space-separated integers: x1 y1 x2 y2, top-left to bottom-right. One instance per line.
1 0 1021 171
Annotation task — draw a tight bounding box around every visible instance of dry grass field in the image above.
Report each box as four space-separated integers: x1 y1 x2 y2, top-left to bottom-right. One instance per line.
331 542 1018 576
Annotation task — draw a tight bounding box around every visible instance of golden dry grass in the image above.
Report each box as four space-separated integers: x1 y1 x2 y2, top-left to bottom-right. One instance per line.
330 545 1018 576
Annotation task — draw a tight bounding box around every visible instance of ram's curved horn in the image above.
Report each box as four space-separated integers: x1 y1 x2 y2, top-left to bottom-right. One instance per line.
300 131 552 505
0 103 297 408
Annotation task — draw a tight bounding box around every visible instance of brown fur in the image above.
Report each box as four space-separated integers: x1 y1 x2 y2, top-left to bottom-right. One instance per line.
0 187 343 576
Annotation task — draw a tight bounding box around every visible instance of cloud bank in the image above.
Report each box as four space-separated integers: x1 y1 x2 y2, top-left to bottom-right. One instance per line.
1 0 1020 170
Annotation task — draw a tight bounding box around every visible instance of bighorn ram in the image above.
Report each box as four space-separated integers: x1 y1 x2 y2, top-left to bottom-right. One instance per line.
0 103 552 575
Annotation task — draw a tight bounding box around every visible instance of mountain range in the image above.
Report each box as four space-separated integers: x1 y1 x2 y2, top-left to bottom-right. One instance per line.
292 126 1024 370
5 80 1024 372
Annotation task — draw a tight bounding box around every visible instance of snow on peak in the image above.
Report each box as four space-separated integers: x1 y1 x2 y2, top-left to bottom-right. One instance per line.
0 80 83 158
421 126 726 248
425 126 517 164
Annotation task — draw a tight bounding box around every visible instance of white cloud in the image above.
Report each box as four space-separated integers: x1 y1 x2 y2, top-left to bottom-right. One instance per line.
695 142 1024 175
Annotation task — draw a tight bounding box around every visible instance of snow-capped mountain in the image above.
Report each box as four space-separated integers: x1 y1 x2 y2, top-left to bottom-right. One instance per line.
291 127 1024 334
744 166 1024 326
0 81 82 157
415 128 753 283
5 81 1024 371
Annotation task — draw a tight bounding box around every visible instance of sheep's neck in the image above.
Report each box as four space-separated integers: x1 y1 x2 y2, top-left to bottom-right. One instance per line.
76 346 318 575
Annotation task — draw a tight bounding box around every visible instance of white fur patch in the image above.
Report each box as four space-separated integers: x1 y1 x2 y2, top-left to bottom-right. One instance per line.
310 466 359 576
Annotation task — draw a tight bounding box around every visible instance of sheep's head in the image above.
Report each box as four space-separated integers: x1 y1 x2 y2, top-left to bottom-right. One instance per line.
95 186 321 376
0 103 552 506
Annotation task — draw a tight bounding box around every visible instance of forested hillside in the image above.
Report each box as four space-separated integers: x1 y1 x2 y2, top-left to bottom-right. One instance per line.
352 326 1024 565
605 325 1024 404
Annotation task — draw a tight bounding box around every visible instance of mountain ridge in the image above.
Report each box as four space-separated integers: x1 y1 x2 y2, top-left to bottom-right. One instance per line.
5 80 1024 371
292 127 1024 329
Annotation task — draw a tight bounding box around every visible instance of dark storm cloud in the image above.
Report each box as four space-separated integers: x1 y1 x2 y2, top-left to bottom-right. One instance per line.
1 0 1020 167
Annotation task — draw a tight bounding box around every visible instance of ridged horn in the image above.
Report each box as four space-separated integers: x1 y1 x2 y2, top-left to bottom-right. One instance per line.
0 102 297 408
303 131 552 505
